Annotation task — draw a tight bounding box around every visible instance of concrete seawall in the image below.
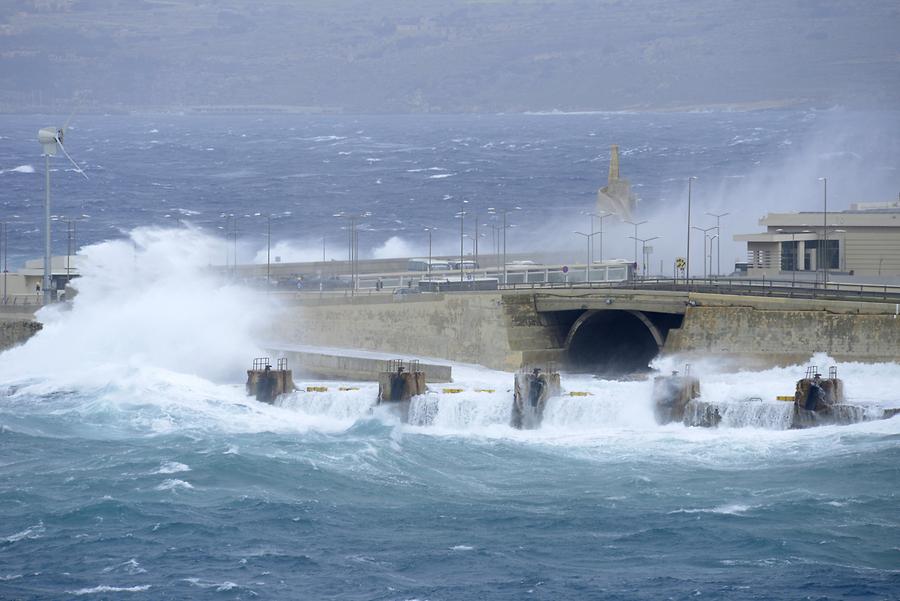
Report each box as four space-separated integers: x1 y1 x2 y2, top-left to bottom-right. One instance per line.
274 293 527 371
270 347 453 382
665 294 900 366
275 290 900 371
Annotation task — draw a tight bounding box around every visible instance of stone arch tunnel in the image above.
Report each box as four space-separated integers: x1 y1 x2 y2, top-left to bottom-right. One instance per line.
548 309 685 375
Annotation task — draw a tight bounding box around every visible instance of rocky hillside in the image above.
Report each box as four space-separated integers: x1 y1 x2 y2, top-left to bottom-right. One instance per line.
1 0 898 113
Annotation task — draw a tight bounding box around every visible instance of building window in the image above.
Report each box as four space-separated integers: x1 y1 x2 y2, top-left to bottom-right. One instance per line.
780 241 799 271
817 240 840 270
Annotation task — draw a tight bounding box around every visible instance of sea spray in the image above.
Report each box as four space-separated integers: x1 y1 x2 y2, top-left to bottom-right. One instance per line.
0 227 269 388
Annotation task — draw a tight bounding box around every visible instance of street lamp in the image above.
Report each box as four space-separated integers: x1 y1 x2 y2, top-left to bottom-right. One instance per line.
61 215 87 290
624 219 647 269
0 221 6 304
629 235 660 277
818 177 828 287
588 211 615 264
708 234 718 278
424 226 437 277
686 176 697 282
221 213 238 278
691 225 716 278
455 200 468 282
574 231 600 282
334 211 370 295
491 206 521 284
705 211 729 276
253 212 274 293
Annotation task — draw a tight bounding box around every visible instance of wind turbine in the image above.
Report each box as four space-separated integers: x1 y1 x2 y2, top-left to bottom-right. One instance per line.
37 119 87 304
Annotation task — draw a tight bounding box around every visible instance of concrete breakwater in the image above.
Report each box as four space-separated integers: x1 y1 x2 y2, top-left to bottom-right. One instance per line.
272 290 900 372
0 319 42 352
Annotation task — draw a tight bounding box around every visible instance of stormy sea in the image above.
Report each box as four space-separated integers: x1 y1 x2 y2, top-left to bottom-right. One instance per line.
1 111 899 600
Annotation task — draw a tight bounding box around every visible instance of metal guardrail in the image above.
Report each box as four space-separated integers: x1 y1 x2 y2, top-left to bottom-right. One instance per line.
498 277 900 302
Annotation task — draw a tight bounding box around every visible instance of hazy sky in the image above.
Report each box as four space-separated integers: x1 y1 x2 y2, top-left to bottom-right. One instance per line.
1 0 898 113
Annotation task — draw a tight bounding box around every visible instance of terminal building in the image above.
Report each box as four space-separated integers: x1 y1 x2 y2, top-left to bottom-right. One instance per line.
734 199 900 279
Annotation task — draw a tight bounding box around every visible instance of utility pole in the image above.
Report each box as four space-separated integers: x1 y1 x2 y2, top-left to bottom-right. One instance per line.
819 177 828 288
0 221 6 304
589 212 614 264
705 211 729 276
686 176 697 283
625 219 647 273
629 236 660 277
574 231 600 282
691 225 716 278
456 201 466 282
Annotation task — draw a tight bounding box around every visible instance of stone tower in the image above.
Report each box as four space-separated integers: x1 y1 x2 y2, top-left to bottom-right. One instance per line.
597 144 636 219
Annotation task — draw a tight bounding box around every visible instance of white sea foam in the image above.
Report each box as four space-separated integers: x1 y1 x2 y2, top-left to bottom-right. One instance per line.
0 164 35 174
670 503 757 516
101 558 147 575
155 478 194 491
4 522 45 543
153 461 191 474
69 584 151 595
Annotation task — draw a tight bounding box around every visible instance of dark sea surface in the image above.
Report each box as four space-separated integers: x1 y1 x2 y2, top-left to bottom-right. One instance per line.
1 111 899 600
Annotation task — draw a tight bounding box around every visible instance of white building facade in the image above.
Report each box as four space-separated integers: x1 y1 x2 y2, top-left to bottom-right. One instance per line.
734 205 900 279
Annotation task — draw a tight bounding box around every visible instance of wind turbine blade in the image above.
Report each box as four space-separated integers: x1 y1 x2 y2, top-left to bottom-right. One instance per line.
62 109 77 133
56 140 89 180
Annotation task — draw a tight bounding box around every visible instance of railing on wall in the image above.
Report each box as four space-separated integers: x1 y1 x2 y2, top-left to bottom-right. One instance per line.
497 276 900 302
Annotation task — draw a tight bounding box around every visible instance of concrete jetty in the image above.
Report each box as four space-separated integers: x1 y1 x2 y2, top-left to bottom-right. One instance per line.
267 344 452 383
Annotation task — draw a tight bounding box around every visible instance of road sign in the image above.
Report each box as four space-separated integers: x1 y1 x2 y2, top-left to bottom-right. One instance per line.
562 265 569 273
676 257 686 269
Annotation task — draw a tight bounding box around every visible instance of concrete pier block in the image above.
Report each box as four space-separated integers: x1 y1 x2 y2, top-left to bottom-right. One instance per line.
246 357 296 404
376 360 428 423
653 371 701 425
377 359 427 403
511 368 561 429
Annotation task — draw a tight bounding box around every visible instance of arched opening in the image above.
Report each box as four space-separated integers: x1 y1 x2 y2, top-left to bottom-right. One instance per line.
565 310 663 375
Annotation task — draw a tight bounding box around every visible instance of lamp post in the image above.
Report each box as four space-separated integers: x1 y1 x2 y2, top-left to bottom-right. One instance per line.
818 177 828 287
253 212 273 293
0 221 6 304
686 176 697 283
221 213 238 278
425 227 436 277
472 210 479 267
625 219 647 271
495 206 521 285
705 211 729 276
691 225 716 278
455 200 468 282
708 234 718 278
334 211 370 295
588 211 614 264
629 235 660 277
62 216 86 290
574 231 600 282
